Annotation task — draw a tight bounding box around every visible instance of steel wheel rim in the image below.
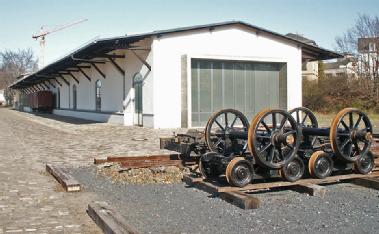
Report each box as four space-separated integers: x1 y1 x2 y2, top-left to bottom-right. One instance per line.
248 109 299 169
205 109 249 155
288 107 318 146
230 162 253 186
330 108 373 162
315 157 332 177
354 151 374 174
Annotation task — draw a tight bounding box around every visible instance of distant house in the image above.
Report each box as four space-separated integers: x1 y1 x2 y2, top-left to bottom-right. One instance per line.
285 33 319 80
0 70 6 105
323 54 357 78
0 89 5 105
357 37 378 79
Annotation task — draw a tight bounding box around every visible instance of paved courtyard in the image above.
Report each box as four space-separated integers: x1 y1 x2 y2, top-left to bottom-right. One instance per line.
0 108 178 233
1 108 379 233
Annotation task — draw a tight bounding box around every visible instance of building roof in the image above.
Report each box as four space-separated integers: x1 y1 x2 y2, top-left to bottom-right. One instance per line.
285 33 317 46
10 20 343 89
323 56 357 70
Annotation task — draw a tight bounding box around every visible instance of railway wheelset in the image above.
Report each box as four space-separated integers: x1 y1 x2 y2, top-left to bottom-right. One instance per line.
199 107 375 187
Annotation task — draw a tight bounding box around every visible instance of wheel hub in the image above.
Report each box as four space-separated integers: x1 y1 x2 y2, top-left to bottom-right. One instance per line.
288 162 300 175
236 166 248 179
360 156 371 168
316 158 330 174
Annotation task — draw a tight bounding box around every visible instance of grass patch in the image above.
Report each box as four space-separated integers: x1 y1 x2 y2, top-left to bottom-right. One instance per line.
314 112 379 133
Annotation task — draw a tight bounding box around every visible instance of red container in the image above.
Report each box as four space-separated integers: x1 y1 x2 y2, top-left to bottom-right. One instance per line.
29 91 53 112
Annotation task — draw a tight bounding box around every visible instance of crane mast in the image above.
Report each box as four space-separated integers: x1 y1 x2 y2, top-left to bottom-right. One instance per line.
32 19 88 68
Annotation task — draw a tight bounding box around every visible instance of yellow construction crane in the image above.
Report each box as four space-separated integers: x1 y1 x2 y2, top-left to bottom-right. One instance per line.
32 18 88 68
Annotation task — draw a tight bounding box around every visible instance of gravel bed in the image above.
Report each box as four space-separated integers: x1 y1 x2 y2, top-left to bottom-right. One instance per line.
71 166 379 234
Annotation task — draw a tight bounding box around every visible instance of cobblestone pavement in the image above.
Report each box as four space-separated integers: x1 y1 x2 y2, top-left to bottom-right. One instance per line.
0 108 182 233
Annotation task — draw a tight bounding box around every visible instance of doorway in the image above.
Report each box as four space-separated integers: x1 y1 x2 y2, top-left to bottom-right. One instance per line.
133 73 143 126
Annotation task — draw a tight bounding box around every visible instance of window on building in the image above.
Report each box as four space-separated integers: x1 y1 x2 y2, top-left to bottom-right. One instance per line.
72 85 77 110
95 80 101 111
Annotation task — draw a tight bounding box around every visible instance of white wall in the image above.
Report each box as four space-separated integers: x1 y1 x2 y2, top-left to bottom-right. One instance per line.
123 39 154 127
0 90 5 103
152 25 302 128
53 109 123 124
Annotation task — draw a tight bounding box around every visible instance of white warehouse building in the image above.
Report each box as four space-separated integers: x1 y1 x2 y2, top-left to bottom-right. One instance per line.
10 21 340 128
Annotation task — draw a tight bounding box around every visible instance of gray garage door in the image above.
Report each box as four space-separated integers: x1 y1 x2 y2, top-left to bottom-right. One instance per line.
191 59 287 127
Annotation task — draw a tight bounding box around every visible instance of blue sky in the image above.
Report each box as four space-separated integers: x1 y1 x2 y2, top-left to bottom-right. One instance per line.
0 0 378 64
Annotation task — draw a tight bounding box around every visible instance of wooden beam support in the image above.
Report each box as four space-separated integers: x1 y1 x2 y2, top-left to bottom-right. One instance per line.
47 80 56 89
183 176 260 209
75 65 91 69
91 63 106 79
73 59 106 64
78 67 91 81
54 78 63 87
35 74 56 79
108 57 125 75
87 201 139 234
65 68 80 72
294 184 326 198
43 82 51 89
58 71 71 75
352 177 379 190
68 72 79 84
46 164 81 192
219 191 261 209
42 83 50 90
97 54 125 59
59 75 70 86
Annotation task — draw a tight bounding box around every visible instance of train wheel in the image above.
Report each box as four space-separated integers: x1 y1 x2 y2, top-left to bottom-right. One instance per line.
199 152 220 179
308 151 333 179
248 109 300 169
225 157 253 187
280 156 305 182
330 108 373 162
205 109 249 155
288 107 318 128
353 151 375 174
289 107 319 146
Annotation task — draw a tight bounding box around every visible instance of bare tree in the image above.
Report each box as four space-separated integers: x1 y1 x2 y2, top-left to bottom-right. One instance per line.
0 48 38 104
335 14 379 98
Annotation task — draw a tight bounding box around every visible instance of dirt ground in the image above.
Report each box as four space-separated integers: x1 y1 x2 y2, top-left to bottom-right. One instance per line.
1 108 379 233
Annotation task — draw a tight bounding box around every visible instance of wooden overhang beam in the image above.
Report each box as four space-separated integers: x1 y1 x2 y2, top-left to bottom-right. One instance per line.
43 82 51 89
78 67 91 81
35 74 57 80
58 71 71 75
66 68 80 72
96 54 125 59
91 63 106 79
58 74 70 86
75 65 91 69
108 57 125 75
68 72 80 84
42 83 50 90
54 78 63 87
37 84 44 90
37 84 45 90
47 80 56 88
